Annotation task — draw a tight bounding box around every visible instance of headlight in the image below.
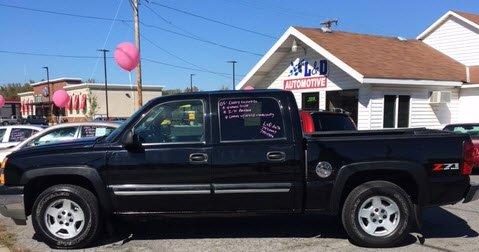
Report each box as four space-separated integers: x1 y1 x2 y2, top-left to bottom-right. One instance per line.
0 158 7 185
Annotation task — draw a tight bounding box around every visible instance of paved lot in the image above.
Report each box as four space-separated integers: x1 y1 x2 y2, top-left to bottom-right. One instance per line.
1 176 479 251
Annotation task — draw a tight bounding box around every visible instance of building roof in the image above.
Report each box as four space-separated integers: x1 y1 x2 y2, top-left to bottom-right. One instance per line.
454 11 479 26
295 27 466 82
30 78 82 87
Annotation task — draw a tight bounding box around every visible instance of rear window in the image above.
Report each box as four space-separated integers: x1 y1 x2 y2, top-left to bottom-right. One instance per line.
218 97 285 141
311 113 356 131
8 128 35 142
444 125 479 137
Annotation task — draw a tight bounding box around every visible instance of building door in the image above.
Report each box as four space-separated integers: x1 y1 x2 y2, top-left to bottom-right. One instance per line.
302 92 320 110
326 90 359 124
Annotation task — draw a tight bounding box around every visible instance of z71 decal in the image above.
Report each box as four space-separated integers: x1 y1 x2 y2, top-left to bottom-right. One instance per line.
433 163 460 171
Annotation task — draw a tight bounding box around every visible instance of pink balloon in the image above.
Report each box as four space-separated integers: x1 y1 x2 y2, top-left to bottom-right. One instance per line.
52 90 70 108
114 42 140 71
243 85 254 90
0 95 4 108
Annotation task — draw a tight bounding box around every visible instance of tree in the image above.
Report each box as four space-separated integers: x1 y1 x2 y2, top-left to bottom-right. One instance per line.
219 84 229 90
162 88 183 96
85 90 99 119
184 86 200 93
0 82 34 100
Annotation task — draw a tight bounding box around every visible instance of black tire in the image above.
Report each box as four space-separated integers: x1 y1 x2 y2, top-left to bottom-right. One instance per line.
341 180 413 247
32 184 101 249
2 121 8 125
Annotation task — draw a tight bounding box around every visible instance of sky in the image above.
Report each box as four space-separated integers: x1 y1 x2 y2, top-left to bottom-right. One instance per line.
1 0 478 91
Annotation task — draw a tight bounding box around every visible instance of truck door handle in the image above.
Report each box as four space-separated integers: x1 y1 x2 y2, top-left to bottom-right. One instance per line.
267 151 286 162
189 153 208 164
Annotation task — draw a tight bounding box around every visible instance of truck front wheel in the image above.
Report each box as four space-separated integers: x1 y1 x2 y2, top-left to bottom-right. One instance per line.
341 180 413 247
31 184 101 249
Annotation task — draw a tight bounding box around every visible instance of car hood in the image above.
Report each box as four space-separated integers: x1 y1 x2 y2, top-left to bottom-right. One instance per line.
9 137 98 158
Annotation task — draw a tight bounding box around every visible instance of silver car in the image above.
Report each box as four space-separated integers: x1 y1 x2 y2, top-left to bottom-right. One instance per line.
0 122 119 161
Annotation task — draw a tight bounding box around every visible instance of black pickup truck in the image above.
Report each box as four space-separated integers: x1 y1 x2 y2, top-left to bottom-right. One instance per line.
0 90 478 249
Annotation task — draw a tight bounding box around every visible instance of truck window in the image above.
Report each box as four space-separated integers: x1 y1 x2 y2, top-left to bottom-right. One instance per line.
80 126 116 138
311 113 356 131
134 100 205 143
8 128 35 142
218 97 285 141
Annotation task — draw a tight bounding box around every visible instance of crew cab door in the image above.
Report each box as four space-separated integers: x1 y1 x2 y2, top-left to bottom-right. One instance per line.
106 97 213 213
210 93 298 212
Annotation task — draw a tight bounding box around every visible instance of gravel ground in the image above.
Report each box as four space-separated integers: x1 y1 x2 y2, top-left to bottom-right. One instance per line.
1 176 478 252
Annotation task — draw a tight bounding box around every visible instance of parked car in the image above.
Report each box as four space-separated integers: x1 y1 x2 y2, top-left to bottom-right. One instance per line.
0 125 45 149
25 115 48 125
443 123 479 170
0 122 119 162
0 115 21 125
300 110 356 133
0 90 478 249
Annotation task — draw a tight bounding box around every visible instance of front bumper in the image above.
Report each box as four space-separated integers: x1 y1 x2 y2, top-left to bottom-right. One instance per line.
0 186 26 225
463 183 479 203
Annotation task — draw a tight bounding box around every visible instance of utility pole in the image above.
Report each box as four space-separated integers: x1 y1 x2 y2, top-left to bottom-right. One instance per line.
42 66 50 121
132 0 143 108
227 60 237 90
98 49 110 120
190 74 195 92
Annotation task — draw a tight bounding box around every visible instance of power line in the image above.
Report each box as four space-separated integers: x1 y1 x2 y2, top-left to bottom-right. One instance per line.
0 2 263 57
0 49 242 76
148 1 277 39
121 21 231 79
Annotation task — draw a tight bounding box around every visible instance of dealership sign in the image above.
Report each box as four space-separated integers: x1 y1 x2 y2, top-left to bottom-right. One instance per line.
284 59 328 90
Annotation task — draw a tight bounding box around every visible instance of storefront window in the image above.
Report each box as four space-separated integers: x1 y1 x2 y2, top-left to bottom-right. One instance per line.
302 92 319 110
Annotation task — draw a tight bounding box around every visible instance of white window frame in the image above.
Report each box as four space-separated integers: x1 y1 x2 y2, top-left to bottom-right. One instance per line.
383 94 411 128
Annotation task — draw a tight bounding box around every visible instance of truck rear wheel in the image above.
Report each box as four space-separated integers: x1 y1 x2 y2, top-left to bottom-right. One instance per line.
341 180 413 247
31 184 100 249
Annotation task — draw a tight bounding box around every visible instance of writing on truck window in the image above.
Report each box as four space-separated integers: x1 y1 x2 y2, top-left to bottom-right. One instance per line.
218 97 285 141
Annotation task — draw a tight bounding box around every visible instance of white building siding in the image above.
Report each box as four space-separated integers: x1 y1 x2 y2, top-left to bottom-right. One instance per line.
422 16 479 66
359 86 459 130
459 87 479 123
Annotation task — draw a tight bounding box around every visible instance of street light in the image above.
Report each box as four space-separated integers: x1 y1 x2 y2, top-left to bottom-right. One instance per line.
97 49 110 120
227 60 237 90
190 73 195 92
42 66 50 121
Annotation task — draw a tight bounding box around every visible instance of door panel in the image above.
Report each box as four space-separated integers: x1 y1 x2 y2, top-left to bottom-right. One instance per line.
211 95 298 212
106 98 213 213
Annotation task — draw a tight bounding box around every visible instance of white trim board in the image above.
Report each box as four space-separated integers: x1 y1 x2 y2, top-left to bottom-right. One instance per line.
417 10 479 40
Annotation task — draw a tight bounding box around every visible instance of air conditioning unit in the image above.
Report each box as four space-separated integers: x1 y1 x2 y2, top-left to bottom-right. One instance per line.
429 91 451 103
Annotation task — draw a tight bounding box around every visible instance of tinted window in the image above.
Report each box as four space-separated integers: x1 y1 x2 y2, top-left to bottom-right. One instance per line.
311 113 356 131
81 126 116 138
397 95 410 128
219 97 285 141
445 125 479 137
8 128 35 142
134 100 205 143
30 127 77 146
0 129 6 141
302 92 319 110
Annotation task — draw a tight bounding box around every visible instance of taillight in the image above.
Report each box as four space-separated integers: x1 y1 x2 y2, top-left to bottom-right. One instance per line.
462 139 475 175
300 111 315 133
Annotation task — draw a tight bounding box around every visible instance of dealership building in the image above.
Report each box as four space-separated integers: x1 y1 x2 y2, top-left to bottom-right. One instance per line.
18 78 164 122
237 10 479 130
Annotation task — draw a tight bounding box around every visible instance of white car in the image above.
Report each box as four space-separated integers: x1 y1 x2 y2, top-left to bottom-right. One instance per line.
0 122 119 161
0 125 45 149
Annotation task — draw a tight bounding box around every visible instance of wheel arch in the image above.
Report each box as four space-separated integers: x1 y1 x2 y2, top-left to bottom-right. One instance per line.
330 161 429 214
21 166 111 216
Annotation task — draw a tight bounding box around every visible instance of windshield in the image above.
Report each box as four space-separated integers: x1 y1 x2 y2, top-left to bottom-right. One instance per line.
311 113 357 131
444 124 479 137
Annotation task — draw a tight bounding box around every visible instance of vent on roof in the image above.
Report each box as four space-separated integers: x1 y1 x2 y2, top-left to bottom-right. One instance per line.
320 19 338 33
397 36 407 41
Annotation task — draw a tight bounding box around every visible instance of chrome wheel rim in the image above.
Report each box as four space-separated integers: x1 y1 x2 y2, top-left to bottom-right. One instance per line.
44 199 85 239
357 196 400 237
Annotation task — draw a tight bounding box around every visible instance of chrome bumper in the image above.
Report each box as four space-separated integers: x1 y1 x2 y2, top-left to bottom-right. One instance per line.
464 183 479 203
0 186 26 225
